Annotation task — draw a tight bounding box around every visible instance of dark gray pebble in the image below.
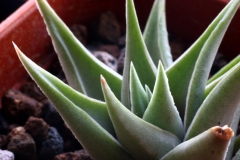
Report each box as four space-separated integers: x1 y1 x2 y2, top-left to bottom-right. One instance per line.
40 127 64 160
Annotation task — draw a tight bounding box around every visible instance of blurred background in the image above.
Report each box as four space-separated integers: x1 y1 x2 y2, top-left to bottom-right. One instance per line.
0 0 27 22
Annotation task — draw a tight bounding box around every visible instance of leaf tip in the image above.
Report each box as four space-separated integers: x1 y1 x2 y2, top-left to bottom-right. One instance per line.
211 125 234 141
130 61 134 68
100 75 106 85
12 42 18 51
12 42 22 58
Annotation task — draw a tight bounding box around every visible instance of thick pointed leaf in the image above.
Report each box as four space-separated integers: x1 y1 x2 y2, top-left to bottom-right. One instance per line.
36 0 122 101
145 85 152 102
143 0 172 68
226 105 240 160
121 0 157 109
14 44 134 160
161 126 234 160
166 0 235 117
233 135 240 158
184 0 240 130
232 149 240 160
101 76 180 160
205 62 240 99
130 63 149 117
185 62 240 140
14 43 115 135
204 77 222 99
208 55 240 84
143 61 184 140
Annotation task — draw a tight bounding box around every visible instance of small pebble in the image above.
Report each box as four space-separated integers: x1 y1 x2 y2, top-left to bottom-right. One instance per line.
7 127 36 159
2 89 43 123
0 112 8 134
95 11 121 43
118 35 126 48
98 44 120 58
92 51 118 71
59 123 79 144
117 48 125 75
42 101 64 129
7 124 20 133
40 127 64 160
70 24 88 46
20 82 46 102
24 116 50 144
0 149 14 160
64 138 82 152
54 149 93 160
0 134 8 149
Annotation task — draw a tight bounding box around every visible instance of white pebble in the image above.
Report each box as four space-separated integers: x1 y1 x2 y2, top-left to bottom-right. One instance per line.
0 150 14 160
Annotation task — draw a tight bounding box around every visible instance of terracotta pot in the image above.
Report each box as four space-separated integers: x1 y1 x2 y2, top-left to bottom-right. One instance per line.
0 0 239 104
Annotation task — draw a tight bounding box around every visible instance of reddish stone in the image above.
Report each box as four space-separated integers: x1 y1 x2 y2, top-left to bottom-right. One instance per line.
97 11 121 43
2 90 43 123
7 127 36 159
7 124 20 133
70 24 88 46
24 116 50 143
98 44 120 58
0 134 8 148
20 82 46 102
54 149 92 160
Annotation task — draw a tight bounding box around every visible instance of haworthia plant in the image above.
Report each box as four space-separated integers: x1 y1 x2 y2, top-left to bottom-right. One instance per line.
13 0 240 159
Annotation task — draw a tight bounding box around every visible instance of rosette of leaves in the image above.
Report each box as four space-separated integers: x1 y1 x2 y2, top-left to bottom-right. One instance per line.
13 0 240 159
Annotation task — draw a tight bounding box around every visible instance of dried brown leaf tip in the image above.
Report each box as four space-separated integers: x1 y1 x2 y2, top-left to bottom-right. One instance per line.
211 125 234 141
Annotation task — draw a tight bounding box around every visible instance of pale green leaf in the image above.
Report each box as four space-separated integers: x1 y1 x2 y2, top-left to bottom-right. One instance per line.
36 0 122 101
226 105 240 160
232 149 240 160
233 135 240 158
161 126 233 160
101 76 180 160
166 0 235 117
185 62 240 140
143 61 184 140
145 85 152 102
14 44 134 160
205 62 240 99
14 43 114 135
143 0 172 68
204 76 223 99
184 0 240 131
121 0 157 109
130 63 149 117
208 55 240 84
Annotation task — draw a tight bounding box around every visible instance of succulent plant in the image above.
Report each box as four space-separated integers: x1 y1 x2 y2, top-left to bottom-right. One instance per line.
13 0 240 159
